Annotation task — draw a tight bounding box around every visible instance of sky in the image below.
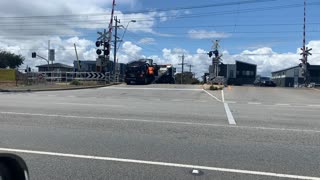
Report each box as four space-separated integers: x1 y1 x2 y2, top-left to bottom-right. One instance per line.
0 0 319 78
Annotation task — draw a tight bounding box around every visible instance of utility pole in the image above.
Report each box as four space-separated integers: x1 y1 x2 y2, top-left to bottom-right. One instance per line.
96 0 115 73
74 43 80 71
208 40 223 82
178 54 187 84
113 16 121 82
48 40 50 71
188 64 194 72
188 64 194 79
299 0 312 87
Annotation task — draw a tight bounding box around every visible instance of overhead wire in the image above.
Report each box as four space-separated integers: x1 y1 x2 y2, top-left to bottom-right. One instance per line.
0 1 318 24
0 0 281 19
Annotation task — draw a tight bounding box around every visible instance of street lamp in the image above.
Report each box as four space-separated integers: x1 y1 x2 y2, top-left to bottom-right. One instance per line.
117 20 136 53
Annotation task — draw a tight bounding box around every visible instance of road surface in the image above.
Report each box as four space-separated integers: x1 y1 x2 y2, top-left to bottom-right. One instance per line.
0 84 319 180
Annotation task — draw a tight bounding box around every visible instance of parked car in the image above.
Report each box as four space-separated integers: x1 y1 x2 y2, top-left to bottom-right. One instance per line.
261 80 277 87
254 76 271 86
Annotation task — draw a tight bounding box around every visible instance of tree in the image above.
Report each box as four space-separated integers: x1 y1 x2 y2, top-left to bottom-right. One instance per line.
0 51 24 69
175 72 200 84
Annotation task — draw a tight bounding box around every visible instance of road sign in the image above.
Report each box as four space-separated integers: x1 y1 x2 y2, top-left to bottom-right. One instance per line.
86 72 105 79
49 49 55 61
38 73 46 80
97 29 108 41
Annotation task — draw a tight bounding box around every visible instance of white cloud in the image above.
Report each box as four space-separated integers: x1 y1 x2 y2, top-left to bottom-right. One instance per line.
188 30 231 39
0 36 96 70
157 12 168 22
117 40 320 79
120 41 142 60
0 0 172 39
222 40 320 76
138 38 156 45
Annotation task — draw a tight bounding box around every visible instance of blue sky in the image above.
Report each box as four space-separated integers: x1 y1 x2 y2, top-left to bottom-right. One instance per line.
112 0 320 55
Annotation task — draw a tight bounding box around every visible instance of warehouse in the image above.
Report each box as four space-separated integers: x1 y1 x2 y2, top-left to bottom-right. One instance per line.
216 60 257 85
271 65 320 87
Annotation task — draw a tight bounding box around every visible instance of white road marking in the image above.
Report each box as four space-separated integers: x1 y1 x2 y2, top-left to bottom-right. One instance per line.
0 147 319 180
67 96 75 98
275 103 290 106
225 101 236 104
0 111 226 127
55 103 123 107
224 103 236 125
203 89 236 125
172 99 184 102
202 89 222 102
104 87 203 91
222 90 236 125
1 111 320 133
221 90 225 102
248 102 262 105
312 88 320 92
47 95 57 97
231 103 320 109
308 104 320 107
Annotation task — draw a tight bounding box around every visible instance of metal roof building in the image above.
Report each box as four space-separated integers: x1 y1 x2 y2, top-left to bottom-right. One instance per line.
271 65 320 87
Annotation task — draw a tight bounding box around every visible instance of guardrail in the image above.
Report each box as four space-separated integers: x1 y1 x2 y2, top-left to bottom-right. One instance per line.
25 72 112 83
19 71 127 85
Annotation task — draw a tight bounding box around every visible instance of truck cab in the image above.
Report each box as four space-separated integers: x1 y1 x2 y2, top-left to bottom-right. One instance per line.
125 60 155 85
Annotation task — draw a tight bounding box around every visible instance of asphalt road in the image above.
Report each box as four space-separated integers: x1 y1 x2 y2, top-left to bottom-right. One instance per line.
0 84 319 180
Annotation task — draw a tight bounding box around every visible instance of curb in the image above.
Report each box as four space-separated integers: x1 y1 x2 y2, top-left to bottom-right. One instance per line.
0 83 121 92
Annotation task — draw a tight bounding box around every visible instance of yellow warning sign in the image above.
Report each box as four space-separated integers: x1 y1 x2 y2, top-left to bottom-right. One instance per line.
0 69 16 81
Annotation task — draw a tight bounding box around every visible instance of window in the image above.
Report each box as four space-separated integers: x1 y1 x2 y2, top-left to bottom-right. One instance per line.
229 70 234 78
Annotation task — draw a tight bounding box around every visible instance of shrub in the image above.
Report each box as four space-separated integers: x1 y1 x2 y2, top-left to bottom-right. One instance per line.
209 85 223 90
70 80 81 86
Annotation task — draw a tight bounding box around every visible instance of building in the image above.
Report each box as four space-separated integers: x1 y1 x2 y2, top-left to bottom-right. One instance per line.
215 60 257 85
36 63 73 72
73 60 96 72
271 65 320 87
73 60 126 75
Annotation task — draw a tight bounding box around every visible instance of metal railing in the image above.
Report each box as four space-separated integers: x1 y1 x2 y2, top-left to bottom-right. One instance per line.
24 71 112 83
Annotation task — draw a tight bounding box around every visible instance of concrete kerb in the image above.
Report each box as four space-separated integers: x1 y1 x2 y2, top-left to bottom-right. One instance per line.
0 83 122 92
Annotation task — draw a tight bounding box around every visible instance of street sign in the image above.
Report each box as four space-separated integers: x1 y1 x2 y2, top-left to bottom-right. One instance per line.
86 72 105 79
49 49 55 61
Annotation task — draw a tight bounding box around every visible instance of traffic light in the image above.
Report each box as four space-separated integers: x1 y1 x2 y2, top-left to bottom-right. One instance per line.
95 41 101 47
96 41 110 56
31 52 36 58
96 49 102 55
25 67 31 72
207 51 213 58
96 41 102 55
213 50 219 57
105 43 110 56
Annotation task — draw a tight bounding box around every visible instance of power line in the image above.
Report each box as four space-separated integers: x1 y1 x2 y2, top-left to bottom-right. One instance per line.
1 22 320 29
0 0 279 19
0 1 318 24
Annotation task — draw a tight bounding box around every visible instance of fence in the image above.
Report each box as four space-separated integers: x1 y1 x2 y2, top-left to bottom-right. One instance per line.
16 71 128 85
